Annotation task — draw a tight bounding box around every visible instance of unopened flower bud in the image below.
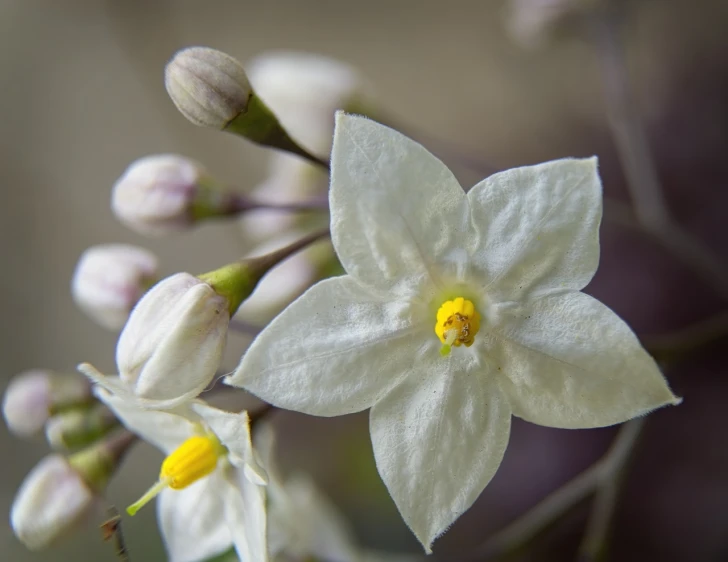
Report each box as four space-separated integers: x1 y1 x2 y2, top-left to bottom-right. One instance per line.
115 272 232 407
45 403 119 450
165 46 252 129
11 455 97 550
112 154 243 236
165 46 328 168
3 370 92 437
72 244 158 328
11 431 135 550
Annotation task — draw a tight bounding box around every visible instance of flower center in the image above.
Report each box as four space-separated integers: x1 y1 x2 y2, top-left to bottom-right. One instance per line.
126 434 224 516
435 297 481 356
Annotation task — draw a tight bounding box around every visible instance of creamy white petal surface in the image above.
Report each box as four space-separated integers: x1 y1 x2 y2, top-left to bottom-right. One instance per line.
492 291 680 428
158 474 232 562
93 386 196 453
229 276 428 416
370 364 511 553
468 158 602 301
330 115 471 297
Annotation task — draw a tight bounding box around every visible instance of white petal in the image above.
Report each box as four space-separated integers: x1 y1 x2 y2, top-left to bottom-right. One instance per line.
467 158 602 301
225 468 268 562
492 291 681 428
90 383 195 453
370 364 511 552
228 276 427 416
192 403 267 484
330 113 471 297
157 475 232 562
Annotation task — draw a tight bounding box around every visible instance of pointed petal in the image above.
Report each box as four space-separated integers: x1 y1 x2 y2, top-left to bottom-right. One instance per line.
330 113 471 297
468 158 602 301
157 475 232 562
225 468 268 562
192 403 268 484
228 276 427 416
370 364 511 552
92 385 195 454
493 291 681 428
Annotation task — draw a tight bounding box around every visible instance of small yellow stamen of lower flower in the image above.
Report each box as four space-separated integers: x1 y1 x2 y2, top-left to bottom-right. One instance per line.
435 297 481 356
126 434 224 516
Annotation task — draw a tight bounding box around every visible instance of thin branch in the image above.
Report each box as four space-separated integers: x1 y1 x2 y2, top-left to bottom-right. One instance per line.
577 419 645 562
640 309 728 361
591 9 728 300
465 420 644 561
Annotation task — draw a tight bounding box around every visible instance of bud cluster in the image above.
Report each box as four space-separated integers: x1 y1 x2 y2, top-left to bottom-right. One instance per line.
4 370 134 550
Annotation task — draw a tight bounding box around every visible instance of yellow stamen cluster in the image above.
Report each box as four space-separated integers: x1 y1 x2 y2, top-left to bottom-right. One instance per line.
127 434 224 516
435 297 480 356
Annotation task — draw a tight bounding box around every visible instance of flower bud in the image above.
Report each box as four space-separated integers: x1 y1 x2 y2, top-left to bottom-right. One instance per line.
3 370 92 437
165 46 328 168
11 431 135 550
115 273 231 407
45 403 119 450
11 455 97 550
165 46 252 129
72 244 158 328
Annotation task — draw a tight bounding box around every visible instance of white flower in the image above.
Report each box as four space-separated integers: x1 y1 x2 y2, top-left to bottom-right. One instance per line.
11 455 98 550
505 0 587 48
255 426 361 562
89 372 268 562
229 114 681 551
241 51 364 241
113 272 229 408
111 155 221 236
72 244 158 329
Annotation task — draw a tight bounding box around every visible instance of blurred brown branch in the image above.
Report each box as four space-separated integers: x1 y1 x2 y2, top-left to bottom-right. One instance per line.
462 419 644 562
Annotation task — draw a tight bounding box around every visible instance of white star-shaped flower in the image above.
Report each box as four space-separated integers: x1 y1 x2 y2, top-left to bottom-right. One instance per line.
228 113 680 552
83 364 268 562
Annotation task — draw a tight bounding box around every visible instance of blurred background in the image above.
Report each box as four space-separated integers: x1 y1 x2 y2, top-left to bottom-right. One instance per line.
1 0 728 561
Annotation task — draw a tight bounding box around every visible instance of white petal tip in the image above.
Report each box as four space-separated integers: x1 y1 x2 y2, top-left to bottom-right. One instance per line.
670 395 683 406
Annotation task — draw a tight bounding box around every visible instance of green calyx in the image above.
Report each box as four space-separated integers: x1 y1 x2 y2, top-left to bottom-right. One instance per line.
197 262 258 317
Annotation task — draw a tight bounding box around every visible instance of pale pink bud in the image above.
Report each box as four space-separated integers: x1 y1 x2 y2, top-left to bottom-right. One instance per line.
3 370 91 437
72 244 158 329
112 154 224 236
10 455 97 550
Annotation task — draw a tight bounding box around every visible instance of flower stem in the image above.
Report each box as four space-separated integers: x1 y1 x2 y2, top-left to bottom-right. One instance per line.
577 419 644 562
228 194 329 215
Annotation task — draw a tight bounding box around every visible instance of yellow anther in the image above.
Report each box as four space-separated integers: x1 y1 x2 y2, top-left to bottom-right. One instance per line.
126 434 224 516
435 297 480 356
161 435 222 489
